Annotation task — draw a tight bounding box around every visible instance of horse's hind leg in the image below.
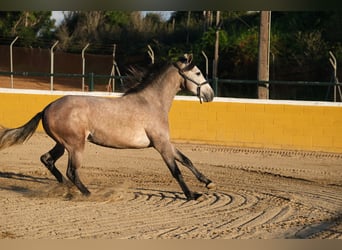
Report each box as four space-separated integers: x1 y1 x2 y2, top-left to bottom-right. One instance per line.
175 148 216 190
66 149 90 196
40 143 66 183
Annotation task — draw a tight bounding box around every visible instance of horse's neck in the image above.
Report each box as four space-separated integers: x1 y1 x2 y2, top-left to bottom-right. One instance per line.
143 67 181 112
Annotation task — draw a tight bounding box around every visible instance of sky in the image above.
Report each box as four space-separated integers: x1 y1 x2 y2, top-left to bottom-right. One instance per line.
51 11 172 26
51 11 65 25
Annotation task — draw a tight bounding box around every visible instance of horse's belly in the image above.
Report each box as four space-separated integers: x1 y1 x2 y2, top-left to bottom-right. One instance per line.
88 129 151 149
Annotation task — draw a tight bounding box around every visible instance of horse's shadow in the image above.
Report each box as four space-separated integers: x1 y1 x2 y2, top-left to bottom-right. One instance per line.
0 171 52 195
0 171 50 183
0 171 200 202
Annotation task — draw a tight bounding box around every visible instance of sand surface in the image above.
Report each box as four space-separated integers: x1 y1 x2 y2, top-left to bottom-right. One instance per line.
0 132 341 239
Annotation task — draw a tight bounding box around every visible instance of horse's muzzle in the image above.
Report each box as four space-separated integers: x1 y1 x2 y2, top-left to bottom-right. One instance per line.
201 90 214 102
199 83 214 103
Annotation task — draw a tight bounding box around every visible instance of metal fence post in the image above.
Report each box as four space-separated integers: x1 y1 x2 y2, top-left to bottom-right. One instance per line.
82 43 90 91
213 77 218 97
10 36 19 88
50 41 59 91
88 72 94 91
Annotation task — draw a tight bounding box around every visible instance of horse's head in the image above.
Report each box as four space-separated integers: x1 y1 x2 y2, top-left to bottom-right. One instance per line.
174 54 214 103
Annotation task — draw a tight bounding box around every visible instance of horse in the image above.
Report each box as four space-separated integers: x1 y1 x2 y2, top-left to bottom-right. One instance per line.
0 54 216 200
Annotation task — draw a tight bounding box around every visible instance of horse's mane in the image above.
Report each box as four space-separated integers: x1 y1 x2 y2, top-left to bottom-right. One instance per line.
123 61 171 95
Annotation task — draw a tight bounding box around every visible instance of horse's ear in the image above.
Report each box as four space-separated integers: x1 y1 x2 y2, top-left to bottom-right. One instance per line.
178 53 193 65
176 53 195 71
183 53 193 64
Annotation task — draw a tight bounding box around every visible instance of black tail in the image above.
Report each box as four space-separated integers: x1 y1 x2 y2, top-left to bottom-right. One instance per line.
0 112 42 150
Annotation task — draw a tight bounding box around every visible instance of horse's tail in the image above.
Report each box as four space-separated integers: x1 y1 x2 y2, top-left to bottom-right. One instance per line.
0 112 43 150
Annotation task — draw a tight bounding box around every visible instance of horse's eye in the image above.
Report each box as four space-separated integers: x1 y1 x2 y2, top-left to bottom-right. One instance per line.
196 72 201 76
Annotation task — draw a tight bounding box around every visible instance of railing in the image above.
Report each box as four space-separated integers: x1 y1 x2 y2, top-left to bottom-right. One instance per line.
0 71 341 102
213 78 342 102
0 71 126 92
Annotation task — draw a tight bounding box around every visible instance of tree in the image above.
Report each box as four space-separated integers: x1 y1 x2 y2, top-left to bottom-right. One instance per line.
55 11 143 53
55 11 106 49
0 11 54 47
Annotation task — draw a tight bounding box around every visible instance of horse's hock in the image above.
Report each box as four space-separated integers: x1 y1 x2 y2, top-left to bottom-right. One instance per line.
1 89 342 154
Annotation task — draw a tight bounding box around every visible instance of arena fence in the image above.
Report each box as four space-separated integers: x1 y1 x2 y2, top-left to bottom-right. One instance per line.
1 88 342 154
1 71 341 101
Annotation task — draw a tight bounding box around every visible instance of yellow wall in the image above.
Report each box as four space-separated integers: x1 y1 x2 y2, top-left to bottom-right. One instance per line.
169 99 342 153
1 91 342 153
0 92 60 130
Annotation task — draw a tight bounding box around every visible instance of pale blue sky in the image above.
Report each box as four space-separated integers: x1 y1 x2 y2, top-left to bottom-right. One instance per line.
51 11 172 26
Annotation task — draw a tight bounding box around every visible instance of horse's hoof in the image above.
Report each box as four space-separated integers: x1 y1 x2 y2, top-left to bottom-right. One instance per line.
187 192 207 201
186 192 202 201
195 193 207 202
82 191 91 197
206 182 216 190
63 192 73 200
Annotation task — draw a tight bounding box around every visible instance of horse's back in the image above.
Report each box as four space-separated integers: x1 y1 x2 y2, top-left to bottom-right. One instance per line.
43 95 152 149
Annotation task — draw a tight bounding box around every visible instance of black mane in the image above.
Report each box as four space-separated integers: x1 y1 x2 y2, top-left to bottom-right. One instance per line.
123 61 172 95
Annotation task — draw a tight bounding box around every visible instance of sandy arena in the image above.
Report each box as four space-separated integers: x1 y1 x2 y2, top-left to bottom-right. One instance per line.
0 132 341 239
0 77 342 239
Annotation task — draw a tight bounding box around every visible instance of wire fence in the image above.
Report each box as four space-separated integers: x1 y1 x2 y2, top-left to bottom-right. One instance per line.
0 70 341 102
214 78 342 101
1 42 340 101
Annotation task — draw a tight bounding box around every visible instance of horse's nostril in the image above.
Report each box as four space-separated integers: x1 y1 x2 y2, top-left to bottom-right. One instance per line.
202 90 214 102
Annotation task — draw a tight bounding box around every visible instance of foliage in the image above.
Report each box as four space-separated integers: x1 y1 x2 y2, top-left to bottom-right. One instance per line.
0 11 55 47
1 11 342 89
200 27 229 51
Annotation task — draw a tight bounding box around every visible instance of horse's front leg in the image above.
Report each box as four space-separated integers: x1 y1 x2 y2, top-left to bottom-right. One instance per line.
154 142 201 200
165 158 202 200
175 149 216 190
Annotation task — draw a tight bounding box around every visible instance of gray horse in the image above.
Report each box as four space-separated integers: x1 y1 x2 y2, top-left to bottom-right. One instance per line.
0 54 215 200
